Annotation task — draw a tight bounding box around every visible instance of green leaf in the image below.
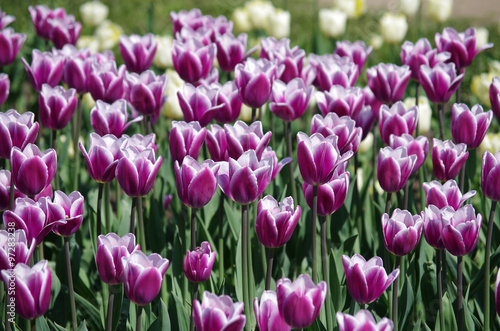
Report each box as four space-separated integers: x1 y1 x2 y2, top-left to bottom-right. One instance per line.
74 292 104 331
442 292 457 331
77 321 89 331
398 275 414 330
172 292 189 331
112 284 124 331
35 316 50 331
329 250 345 313
224 199 241 241
148 299 171 331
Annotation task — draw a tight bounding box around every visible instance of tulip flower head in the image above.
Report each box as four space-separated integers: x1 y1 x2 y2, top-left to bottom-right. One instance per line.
481 151 500 201
390 134 429 175
0 28 26 67
96 232 139 285
0 110 39 160
441 204 482 256
422 204 448 249
38 84 78 130
381 208 423 256
90 99 143 137
29 5 66 40
46 190 84 237
0 170 25 211
489 77 500 123
311 113 362 154
216 32 255 72
172 39 216 85
177 83 222 127
88 61 127 103
0 74 9 106
431 139 469 182
22 50 65 92
303 167 350 216
379 102 418 145
0 10 15 30
254 290 291 331
269 78 314 122
212 81 243 124
400 38 450 81
206 124 229 162
315 85 365 119
119 33 157 73
169 121 207 164
183 241 216 283
419 62 464 104
335 40 373 73
337 310 394 331
377 146 417 193
366 63 411 105
451 103 492 150
306 53 358 91
0 229 35 272
423 179 476 210
225 120 272 160
260 37 305 83
234 58 277 109
47 14 82 49
79 133 124 183
193 291 246 331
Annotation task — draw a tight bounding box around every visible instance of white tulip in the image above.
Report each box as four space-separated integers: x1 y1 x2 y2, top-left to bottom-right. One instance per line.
76 35 99 53
475 27 489 50
319 9 347 38
427 0 453 23
266 9 290 39
162 70 185 120
403 96 432 135
232 7 252 33
246 0 275 31
80 1 109 27
153 35 174 69
379 12 408 44
400 0 420 16
95 20 123 51
471 72 493 108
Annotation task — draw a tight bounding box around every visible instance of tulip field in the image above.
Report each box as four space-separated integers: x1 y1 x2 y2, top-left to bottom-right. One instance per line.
2 0 500 330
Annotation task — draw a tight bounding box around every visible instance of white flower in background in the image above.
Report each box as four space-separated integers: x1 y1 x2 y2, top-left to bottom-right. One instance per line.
335 0 356 18
475 27 489 50
162 69 184 120
239 103 267 122
380 12 408 44
80 1 109 27
76 35 99 53
471 72 493 108
153 35 174 69
400 0 420 16
266 9 290 39
319 9 347 38
246 0 275 31
232 7 252 33
369 34 384 50
489 61 500 77
480 133 500 155
82 92 96 110
95 20 123 51
358 132 374 154
427 0 453 23
403 96 432 135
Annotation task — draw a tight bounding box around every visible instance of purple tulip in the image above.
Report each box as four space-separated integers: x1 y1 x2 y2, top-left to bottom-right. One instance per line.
342 254 399 304
169 121 207 164
481 151 500 201
115 147 162 197
88 61 127 103
423 205 448 249
261 147 292 181
0 230 34 271
225 120 272 160
419 63 464 104
362 86 383 119
311 113 362 154
121 250 169 305
400 38 450 81
38 84 78 131
172 39 216 85
212 81 242 124
377 146 416 193
254 290 291 331
334 40 373 72
0 74 9 106
276 273 327 329
119 33 157 73
390 134 429 175
451 103 492 149
303 166 350 216
0 28 26 67
216 33 255 72
366 63 411 105
0 10 15 30
489 77 500 122
435 27 493 71
381 208 423 256
431 139 469 182
260 37 305 84
121 133 158 153
0 110 39 160
10 144 56 197
337 310 394 331
0 170 25 211
217 150 273 205
423 179 475 210
46 190 84 237
1 260 52 320
90 99 143 137
183 241 216 283
315 85 365 118
206 124 229 162
22 50 64 92
126 70 167 117
441 204 482 256
174 156 220 208
379 102 418 145
305 54 359 91
28 5 66 40
170 8 203 36
256 196 301 248
234 58 277 109
96 232 139 285
193 291 246 331
177 83 221 126
79 133 124 184
48 14 81 49
354 106 377 141
62 49 112 94
269 78 314 122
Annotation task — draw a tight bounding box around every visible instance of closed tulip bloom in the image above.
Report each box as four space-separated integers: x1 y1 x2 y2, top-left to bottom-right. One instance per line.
311 113 362 154
381 208 423 256
379 102 418 145
431 139 469 181
307 54 359 91
96 233 139 284
127 70 167 117
0 230 34 271
400 38 450 81
0 110 39 160
315 86 364 119
276 273 327 329
38 84 78 130
29 5 66 40
183 241 216 283
423 179 476 210
177 83 221 127
342 254 399 304
0 74 9 106
212 81 243 124
367 63 411 105
441 204 482 256
419 63 464 104
435 27 493 71
88 61 127 103
174 156 220 208
62 53 91 94
269 78 313 122
427 0 452 23
206 124 229 162
319 9 347 39
121 250 169 305
481 151 500 201
0 10 15 30
172 39 216 85
423 205 449 249
297 132 353 186
169 121 207 164
335 40 373 73
225 120 272 160
254 291 291 331
22 50 64 92
116 147 162 197
489 77 500 122
79 133 124 183
90 99 143 137
193 291 246 331
256 196 301 248
451 103 493 149
216 33 254 72
260 37 305 84
46 190 84 237
377 146 416 193
0 28 26 67
1 260 51 320
48 14 81 49
303 169 350 216
235 58 277 109
390 134 429 174
119 33 157 73
11 144 57 196
337 310 394 331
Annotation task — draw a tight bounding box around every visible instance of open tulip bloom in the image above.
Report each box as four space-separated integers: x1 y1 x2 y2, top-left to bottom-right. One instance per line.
451 103 492 150
390 134 429 175
260 37 305 84
90 99 143 137
381 208 423 256
315 85 365 119
225 120 272 160
0 109 39 160
193 291 246 331
183 241 216 283
254 290 291 331
337 310 394 331
423 179 476 210
96 232 139 285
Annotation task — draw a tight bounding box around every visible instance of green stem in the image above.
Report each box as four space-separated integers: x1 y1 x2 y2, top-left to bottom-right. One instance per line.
218 194 225 287
191 207 196 250
251 108 256 123
457 256 463 331
105 183 111 234
106 285 116 331
30 318 36 331
138 197 146 251
181 204 188 304
320 215 333 331
270 113 276 151
265 247 274 291
52 129 59 190
73 96 83 192
392 255 402 331
65 237 78 330
438 103 445 141
241 204 250 331
97 183 104 236
484 201 496 331
459 161 466 193
385 192 392 215
136 305 143 331
285 121 297 203
130 197 137 234
437 250 445 331
189 282 199 331
311 185 318 283
403 181 410 211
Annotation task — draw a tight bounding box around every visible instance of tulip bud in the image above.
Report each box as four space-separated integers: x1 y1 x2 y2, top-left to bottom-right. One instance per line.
481 151 500 201
183 241 216 283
